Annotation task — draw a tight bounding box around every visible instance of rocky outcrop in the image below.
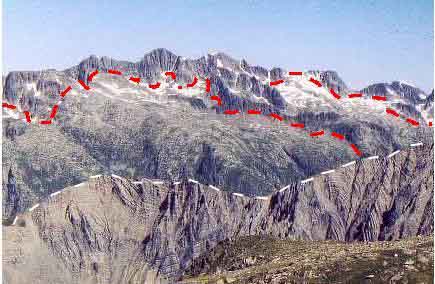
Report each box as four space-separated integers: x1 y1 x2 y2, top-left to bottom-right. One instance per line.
3 144 433 283
2 168 20 224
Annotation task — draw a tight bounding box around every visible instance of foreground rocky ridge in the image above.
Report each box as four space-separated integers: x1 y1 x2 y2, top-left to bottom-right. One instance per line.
3 143 433 283
182 235 434 284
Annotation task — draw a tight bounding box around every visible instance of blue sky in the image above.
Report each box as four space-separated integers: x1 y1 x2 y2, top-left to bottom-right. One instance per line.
3 0 434 92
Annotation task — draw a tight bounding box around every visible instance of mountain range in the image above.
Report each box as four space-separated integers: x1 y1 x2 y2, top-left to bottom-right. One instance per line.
2 48 434 283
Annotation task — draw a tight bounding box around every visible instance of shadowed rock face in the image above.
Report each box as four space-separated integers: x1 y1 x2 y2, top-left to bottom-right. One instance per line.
3 144 433 283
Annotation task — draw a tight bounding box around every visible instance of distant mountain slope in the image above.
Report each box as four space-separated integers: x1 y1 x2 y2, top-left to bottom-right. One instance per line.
3 143 433 282
2 49 433 214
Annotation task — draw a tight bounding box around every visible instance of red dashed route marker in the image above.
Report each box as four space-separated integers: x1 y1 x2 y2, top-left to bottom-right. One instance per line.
149 82 161 89
406 118 419 126
289 71 303 76
269 113 283 121
78 79 90 90
290 123 304 128
224 110 239 115
348 93 362 98
247 109 262 115
386 108 400 117
210 95 222 106
331 132 345 140
50 105 59 119
88 70 99 82
60 86 72 97
329 89 341 99
372 95 387 101
309 77 322 87
108 69 122 75
3 67 427 158
310 130 325 137
2 103 16 109
270 79 284 86
187 77 198 88
165 71 176 80
24 111 31 123
350 144 362 156
129 77 141 84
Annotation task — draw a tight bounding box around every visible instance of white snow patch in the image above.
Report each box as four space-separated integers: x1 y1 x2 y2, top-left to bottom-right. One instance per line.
90 174 102 178
174 181 181 185
232 193 244 197
152 181 164 185
12 216 18 225
111 174 123 179
399 80 416 88
74 182 86 188
217 59 223 68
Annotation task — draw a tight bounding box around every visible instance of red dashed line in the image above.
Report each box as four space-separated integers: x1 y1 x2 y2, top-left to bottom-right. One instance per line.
40 120 52 125
290 123 304 128
178 86 182 89
78 79 90 90
50 105 59 119
429 121 433 127
2 103 16 109
372 95 387 101
165 71 176 80
186 77 198 88
309 77 322 87
224 110 239 115
348 93 362 98
8 70 426 158
210 95 222 106
350 144 362 157
269 113 283 121
206 79 211 92
331 132 345 140
270 79 284 86
129 77 141 84
406 118 419 126
329 88 341 99
108 69 122 75
60 86 72 97
149 82 161 89
310 130 325 137
88 70 99 82
247 109 262 115
386 108 400 117
24 111 31 123
289 71 303 76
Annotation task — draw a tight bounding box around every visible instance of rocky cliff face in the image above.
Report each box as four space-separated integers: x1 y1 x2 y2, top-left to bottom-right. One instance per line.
3 144 433 283
3 49 432 214
2 169 20 224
